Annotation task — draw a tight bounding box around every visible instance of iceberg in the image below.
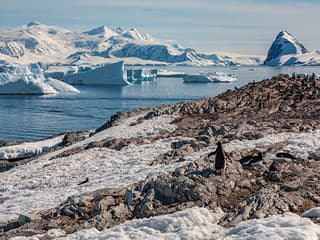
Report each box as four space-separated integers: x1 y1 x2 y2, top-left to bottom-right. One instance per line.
126 68 158 83
157 69 185 78
63 61 131 85
0 63 79 95
183 72 237 83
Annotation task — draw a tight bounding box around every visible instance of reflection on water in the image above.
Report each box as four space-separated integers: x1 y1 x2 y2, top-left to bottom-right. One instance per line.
1 66 320 140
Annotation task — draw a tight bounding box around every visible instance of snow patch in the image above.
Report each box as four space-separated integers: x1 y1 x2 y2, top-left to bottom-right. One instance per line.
0 135 64 160
59 207 225 240
0 137 188 223
223 213 320 240
0 114 179 222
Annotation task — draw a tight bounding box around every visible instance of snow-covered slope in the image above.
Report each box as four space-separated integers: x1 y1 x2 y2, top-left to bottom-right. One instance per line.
264 31 320 66
0 22 261 66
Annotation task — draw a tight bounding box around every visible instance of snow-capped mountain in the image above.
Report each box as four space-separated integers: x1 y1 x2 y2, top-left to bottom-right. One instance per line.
0 22 261 66
264 31 320 66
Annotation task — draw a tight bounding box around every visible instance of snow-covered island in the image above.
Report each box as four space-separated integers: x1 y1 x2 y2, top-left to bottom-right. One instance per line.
1 74 320 239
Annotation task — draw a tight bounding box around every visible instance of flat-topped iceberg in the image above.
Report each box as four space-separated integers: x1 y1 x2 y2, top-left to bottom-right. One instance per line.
63 61 131 85
157 69 185 78
0 63 79 95
183 72 237 83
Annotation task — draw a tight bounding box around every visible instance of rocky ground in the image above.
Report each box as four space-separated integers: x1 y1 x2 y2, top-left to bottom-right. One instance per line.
1 74 320 239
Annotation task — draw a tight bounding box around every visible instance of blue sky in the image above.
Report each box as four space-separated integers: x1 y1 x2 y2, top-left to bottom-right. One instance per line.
0 0 319 55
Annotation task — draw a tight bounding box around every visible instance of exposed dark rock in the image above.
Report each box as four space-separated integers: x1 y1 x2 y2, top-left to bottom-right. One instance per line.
0 140 24 148
62 131 89 146
144 111 158 120
276 152 297 160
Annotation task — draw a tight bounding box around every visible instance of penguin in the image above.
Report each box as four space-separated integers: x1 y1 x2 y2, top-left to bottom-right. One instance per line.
215 141 226 174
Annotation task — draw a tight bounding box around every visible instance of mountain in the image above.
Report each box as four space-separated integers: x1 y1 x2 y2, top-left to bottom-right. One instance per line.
0 22 261 66
264 31 320 66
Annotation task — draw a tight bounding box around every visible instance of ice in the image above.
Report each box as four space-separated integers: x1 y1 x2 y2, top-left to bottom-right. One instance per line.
0 135 64 160
45 78 80 93
222 213 320 240
63 61 131 85
0 63 79 95
183 72 237 83
126 68 158 83
157 69 185 78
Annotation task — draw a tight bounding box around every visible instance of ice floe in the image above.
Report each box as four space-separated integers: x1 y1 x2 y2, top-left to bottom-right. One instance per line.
183 72 237 83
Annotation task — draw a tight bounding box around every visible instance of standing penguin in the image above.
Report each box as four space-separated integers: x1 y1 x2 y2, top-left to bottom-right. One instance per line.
215 141 226 174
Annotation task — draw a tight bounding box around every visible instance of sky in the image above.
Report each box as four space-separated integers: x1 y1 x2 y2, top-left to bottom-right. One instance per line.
0 0 319 56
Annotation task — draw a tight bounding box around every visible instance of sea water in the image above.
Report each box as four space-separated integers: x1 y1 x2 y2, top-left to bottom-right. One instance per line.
0 66 319 140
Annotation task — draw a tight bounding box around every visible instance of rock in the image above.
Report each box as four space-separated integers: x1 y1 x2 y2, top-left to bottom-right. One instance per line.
276 152 296 160
309 151 320 161
18 215 31 225
171 140 191 149
198 125 218 137
0 162 16 172
62 131 89 146
144 111 158 120
196 135 212 144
